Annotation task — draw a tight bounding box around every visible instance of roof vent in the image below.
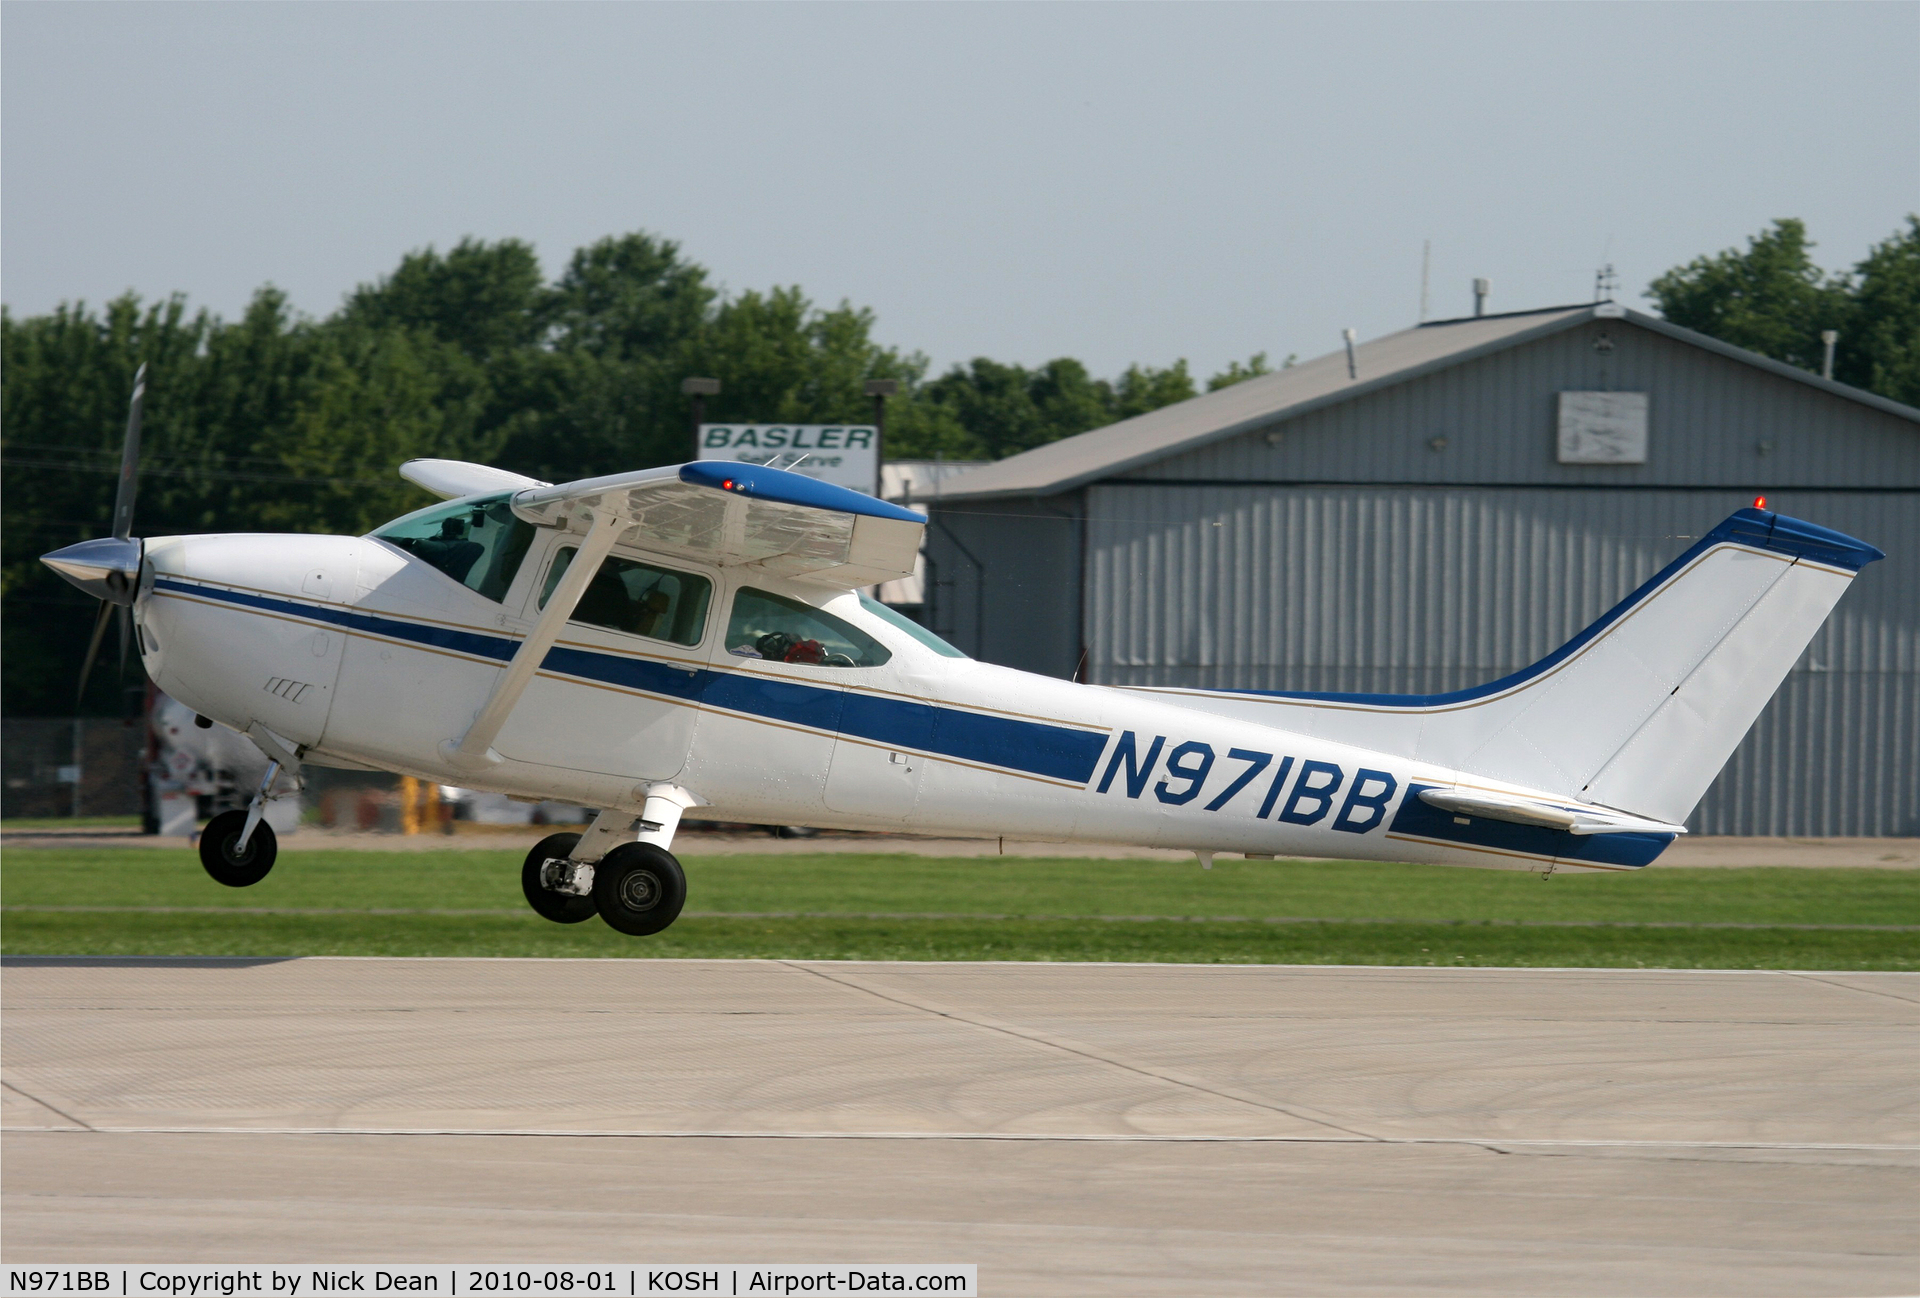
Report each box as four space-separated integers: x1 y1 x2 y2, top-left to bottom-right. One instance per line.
1472 278 1491 317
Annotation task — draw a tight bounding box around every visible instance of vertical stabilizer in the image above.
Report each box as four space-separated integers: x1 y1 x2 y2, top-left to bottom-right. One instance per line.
1136 509 1884 826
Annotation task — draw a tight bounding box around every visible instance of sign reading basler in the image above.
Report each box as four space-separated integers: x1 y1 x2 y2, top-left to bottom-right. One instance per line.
699 424 877 495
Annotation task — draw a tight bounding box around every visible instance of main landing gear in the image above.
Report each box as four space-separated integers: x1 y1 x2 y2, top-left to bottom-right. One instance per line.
521 786 698 937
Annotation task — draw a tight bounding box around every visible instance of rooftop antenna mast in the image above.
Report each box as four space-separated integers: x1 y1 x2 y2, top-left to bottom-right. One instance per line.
1593 234 1617 304
1419 239 1431 323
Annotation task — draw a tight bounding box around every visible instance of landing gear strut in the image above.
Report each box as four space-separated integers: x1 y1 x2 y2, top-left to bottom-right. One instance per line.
516 785 701 936
197 754 289 887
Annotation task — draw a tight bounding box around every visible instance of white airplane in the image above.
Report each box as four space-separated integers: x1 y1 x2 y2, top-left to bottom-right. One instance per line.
44 372 1885 936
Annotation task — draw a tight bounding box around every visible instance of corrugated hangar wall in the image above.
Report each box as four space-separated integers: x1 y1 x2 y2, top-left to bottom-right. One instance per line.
926 316 1920 835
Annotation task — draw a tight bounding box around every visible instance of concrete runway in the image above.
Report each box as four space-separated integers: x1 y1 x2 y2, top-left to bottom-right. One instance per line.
3 958 1916 1295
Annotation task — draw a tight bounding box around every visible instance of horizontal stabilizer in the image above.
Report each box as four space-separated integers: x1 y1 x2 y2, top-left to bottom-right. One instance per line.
1415 788 1685 837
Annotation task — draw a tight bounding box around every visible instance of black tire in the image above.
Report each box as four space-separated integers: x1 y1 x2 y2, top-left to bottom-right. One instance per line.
198 809 277 887
521 832 597 924
591 842 686 936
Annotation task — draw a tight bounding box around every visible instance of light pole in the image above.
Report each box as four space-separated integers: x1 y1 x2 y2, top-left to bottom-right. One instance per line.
682 377 720 460
864 379 898 498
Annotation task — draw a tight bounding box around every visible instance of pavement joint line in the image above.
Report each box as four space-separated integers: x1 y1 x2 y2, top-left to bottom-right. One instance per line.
1779 970 1920 1006
6 954 1917 976
779 958 1386 1142
5 905 1915 932
4 1125 1915 1153
0 1079 95 1131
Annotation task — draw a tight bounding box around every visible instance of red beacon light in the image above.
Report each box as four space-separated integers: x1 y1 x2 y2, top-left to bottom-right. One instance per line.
1753 495 1767 510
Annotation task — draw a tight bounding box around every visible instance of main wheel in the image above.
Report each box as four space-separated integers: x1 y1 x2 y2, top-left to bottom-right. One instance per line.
198 809 277 887
521 832 597 924
591 842 686 936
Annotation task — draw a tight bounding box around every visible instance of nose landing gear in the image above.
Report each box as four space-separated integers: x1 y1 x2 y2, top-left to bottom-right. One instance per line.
198 809 277 887
196 737 302 888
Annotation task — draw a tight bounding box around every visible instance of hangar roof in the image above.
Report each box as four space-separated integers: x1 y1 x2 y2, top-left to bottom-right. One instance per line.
930 304 1920 502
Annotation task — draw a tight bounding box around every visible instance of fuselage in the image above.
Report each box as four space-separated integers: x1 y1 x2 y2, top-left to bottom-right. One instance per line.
134 516 1670 874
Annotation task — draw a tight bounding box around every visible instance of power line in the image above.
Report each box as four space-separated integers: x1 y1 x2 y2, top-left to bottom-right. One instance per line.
0 455 399 489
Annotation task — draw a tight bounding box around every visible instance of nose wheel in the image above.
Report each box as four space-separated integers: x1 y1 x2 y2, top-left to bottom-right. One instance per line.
198 809 277 887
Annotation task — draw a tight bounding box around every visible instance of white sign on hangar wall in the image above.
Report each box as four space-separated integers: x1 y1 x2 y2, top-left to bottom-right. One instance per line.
699 424 878 494
1557 391 1650 464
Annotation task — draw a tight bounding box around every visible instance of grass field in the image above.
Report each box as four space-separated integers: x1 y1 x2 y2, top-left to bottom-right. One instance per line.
2 846 1914 968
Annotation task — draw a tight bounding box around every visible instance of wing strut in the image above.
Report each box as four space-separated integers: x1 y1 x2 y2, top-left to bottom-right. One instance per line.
442 509 625 770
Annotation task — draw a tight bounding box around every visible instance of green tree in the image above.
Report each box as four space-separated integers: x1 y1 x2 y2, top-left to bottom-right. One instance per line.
910 353 1203 461
266 322 493 535
1112 360 1196 419
340 238 549 360
1840 216 1920 407
549 232 713 361
1647 219 1851 373
1208 351 1295 391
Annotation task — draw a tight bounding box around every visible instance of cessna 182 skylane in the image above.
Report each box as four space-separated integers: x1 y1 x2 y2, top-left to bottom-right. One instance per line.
44 373 1885 935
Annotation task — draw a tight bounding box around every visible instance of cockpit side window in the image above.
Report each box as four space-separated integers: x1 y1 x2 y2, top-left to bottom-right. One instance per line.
540 548 712 647
372 494 535 603
726 587 890 668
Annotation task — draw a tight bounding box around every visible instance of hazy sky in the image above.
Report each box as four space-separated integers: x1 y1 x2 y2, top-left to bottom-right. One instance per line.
4 2 1915 379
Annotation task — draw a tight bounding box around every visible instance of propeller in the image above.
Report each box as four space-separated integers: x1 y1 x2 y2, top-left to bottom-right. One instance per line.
42 364 148 708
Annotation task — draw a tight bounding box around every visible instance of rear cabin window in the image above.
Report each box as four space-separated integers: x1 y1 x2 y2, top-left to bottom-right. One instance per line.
726 587 890 668
540 549 712 647
373 494 535 603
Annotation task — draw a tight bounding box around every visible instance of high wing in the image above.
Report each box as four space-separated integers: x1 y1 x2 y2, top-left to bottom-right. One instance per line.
430 458 925 771
510 460 925 589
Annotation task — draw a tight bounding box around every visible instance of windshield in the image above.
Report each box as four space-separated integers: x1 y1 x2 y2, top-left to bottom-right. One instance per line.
372 493 535 602
858 593 968 658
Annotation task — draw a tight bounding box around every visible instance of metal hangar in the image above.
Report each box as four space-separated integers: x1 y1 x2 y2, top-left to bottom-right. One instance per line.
922 303 1920 835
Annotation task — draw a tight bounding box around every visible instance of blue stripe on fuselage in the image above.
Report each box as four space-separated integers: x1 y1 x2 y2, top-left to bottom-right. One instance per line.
156 577 518 663
154 578 1107 784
